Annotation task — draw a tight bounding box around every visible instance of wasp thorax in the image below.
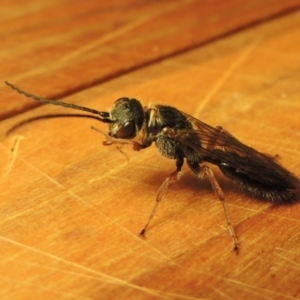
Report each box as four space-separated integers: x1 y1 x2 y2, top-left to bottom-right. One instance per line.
108 97 144 139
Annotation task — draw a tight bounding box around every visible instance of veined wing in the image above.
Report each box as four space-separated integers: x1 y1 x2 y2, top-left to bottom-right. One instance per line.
169 111 299 190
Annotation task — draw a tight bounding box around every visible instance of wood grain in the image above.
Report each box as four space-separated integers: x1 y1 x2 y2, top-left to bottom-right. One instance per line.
1 1 300 300
1 0 300 119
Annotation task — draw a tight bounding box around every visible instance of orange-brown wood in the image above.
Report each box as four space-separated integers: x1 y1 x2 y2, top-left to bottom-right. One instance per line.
1 1 300 300
1 0 300 119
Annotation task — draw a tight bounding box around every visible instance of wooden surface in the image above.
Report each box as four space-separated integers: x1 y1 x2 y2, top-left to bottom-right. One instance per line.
1 1 300 299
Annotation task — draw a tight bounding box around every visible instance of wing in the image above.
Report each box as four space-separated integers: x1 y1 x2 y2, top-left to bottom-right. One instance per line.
167 111 299 201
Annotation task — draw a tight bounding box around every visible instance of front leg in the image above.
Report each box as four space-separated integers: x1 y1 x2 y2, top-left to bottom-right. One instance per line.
91 126 149 151
140 156 184 236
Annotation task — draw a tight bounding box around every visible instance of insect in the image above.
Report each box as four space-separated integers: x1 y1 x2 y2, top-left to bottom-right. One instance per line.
6 81 300 251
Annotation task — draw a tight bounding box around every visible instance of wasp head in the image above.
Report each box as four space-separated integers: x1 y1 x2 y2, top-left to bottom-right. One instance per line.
107 97 144 139
4 82 145 140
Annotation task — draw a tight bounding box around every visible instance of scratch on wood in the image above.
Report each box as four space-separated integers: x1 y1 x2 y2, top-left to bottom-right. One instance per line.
0 235 170 299
213 287 234 300
225 278 295 299
274 251 300 269
0 274 90 300
194 37 262 118
164 291 206 300
4 136 24 178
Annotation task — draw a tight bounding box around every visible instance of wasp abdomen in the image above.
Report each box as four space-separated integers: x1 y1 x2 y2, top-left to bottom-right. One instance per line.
218 160 299 203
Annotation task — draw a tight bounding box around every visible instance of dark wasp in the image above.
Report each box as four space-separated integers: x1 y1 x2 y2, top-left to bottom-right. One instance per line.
6 81 300 251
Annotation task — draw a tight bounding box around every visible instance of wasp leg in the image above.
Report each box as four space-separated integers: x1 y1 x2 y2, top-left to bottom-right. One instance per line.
199 165 239 252
140 157 184 237
90 126 145 150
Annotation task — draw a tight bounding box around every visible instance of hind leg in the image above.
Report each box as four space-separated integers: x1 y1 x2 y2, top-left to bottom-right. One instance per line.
187 160 239 252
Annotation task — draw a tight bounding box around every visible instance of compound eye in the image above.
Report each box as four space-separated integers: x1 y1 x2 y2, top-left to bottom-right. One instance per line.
116 121 135 138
